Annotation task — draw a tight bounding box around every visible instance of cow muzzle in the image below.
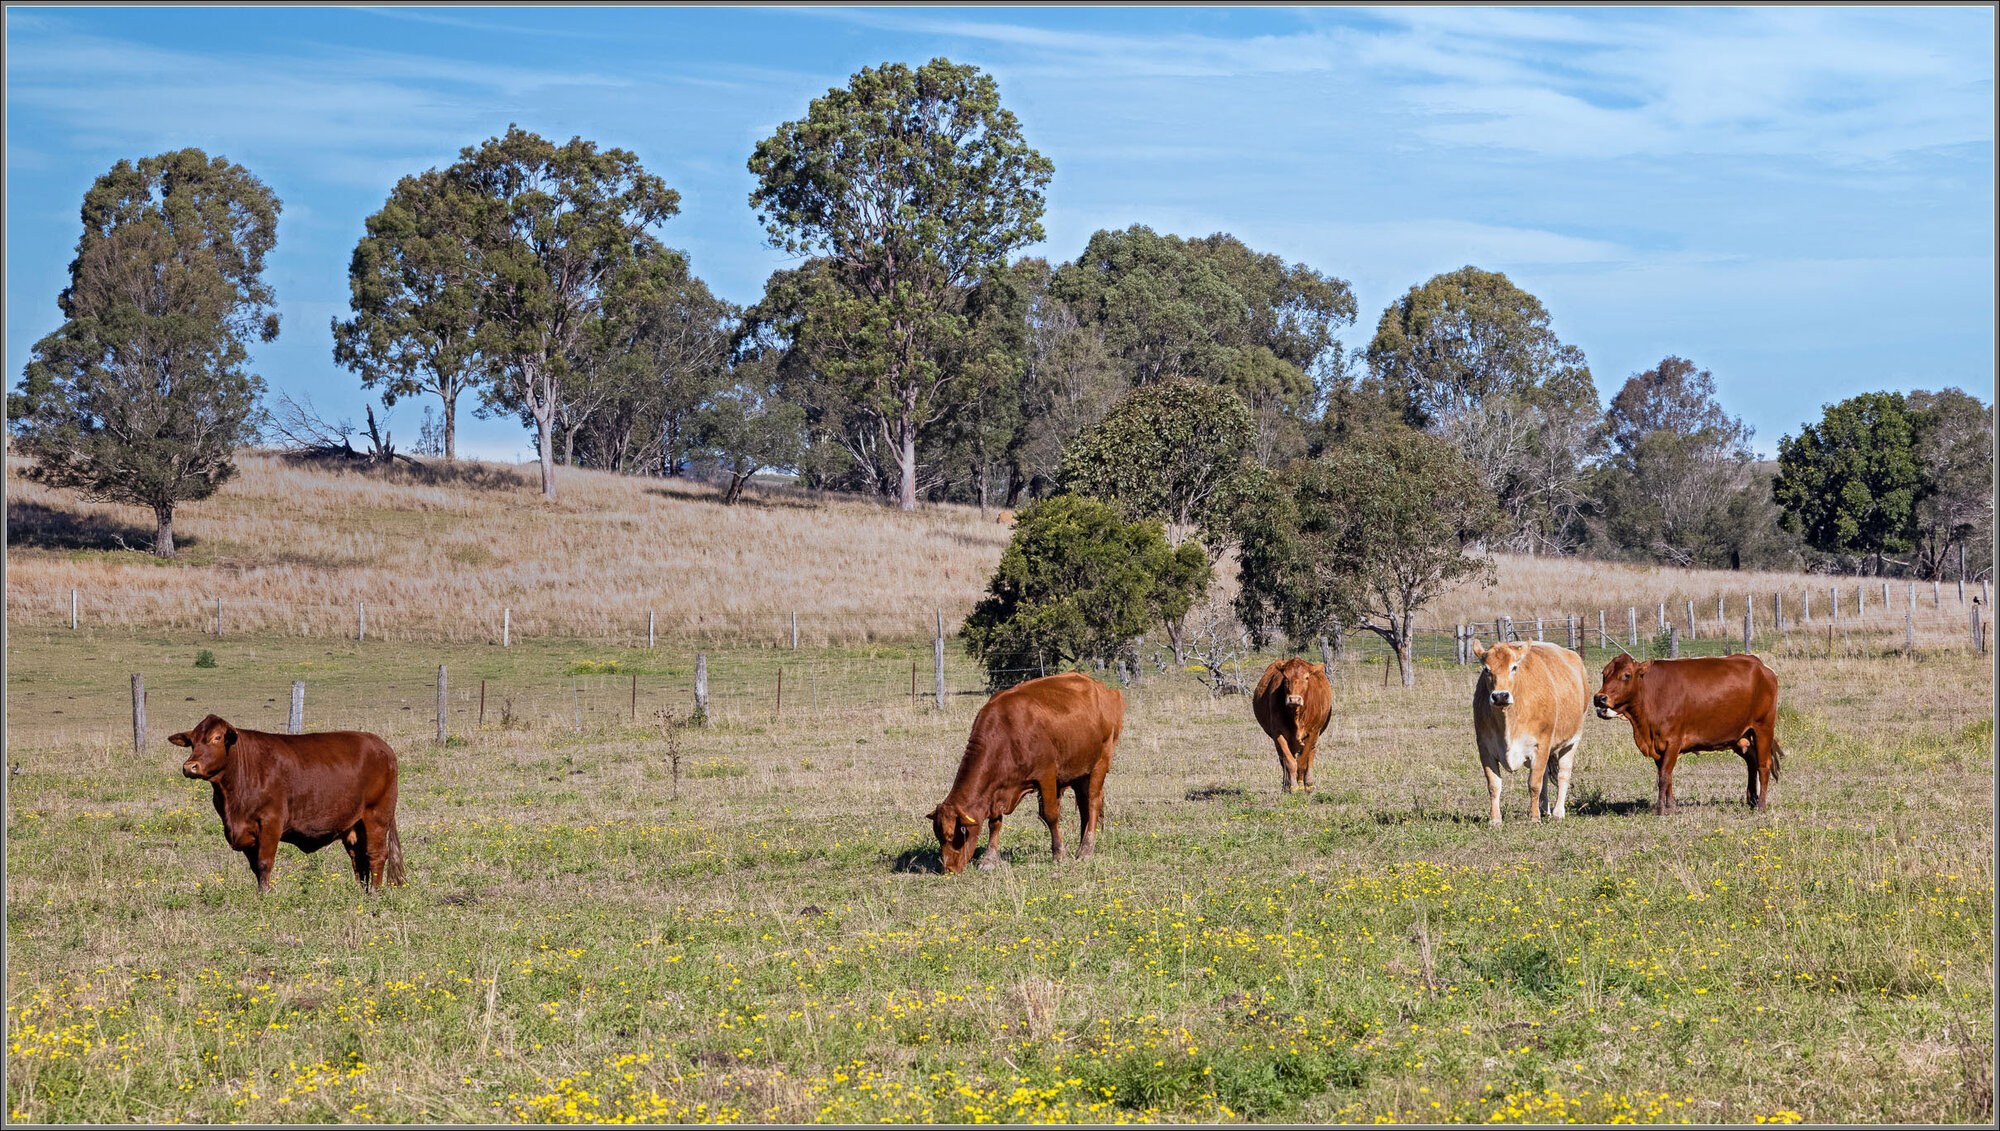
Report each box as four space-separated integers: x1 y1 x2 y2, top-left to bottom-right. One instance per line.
1285 694 1304 707
1488 690 1512 707
181 759 205 779
1595 706 1621 720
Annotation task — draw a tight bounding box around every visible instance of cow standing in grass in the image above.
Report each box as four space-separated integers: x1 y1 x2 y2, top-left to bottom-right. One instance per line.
172 714 405 891
1593 654 1783 815
927 673 1124 874
1252 658 1333 793
1471 639 1588 825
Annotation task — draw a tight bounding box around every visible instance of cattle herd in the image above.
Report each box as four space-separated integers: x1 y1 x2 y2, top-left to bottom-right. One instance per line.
170 639 1783 889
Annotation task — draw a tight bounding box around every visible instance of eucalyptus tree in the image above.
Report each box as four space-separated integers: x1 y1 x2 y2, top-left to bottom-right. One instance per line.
451 125 681 498
1366 266 1599 553
10 149 279 557
332 169 481 460
748 58 1054 510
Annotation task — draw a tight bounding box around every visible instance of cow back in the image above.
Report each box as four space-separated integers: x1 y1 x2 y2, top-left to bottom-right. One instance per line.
1475 642 1587 746
227 728 398 837
1628 656 1779 750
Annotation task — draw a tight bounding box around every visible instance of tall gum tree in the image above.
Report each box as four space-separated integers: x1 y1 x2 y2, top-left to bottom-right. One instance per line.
451 125 681 499
332 169 482 460
748 58 1053 511
9 149 279 557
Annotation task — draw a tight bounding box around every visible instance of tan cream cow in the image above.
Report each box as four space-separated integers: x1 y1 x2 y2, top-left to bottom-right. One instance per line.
1470 639 1588 825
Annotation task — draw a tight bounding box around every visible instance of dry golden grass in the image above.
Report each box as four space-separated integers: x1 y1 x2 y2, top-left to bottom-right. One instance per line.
5 454 1012 644
7 451 1987 649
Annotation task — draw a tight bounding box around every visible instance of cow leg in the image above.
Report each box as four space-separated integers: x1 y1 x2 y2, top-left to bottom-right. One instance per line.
1077 768 1109 860
249 820 283 892
360 811 398 891
1550 740 1577 820
1271 735 1299 793
1524 740 1550 824
1297 730 1318 793
978 814 1005 871
1038 782 1065 862
342 826 370 887
1654 746 1683 816
1482 761 1504 826
1748 726 1776 810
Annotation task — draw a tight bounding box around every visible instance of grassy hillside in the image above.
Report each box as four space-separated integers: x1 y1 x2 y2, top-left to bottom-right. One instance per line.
6 452 1982 647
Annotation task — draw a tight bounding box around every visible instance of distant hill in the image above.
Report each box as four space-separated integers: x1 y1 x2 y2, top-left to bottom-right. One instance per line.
6 451 1892 644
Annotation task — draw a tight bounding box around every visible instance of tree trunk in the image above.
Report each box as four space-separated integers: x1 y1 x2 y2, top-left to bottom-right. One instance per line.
562 424 577 468
1004 463 1026 508
898 415 918 512
1395 614 1416 688
536 413 557 499
723 467 749 506
153 503 176 559
442 391 457 461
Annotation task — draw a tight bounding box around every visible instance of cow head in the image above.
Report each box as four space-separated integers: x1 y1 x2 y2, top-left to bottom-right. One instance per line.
1470 639 1531 710
1593 655 1645 719
1276 659 1323 708
926 802 978 875
169 714 238 780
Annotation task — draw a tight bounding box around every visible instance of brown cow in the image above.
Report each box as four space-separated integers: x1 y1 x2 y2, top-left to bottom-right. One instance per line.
171 714 405 891
1592 654 1784 815
927 672 1124 875
1251 658 1332 793
1471 639 1588 824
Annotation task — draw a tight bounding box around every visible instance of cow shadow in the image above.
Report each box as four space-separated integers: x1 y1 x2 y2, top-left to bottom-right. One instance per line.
1186 785 1250 802
5 502 183 553
889 846 945 874
1370 807 1487 827
1565 787 1653 818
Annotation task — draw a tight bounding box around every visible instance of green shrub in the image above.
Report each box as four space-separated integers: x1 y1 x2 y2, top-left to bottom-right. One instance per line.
193 650 217 668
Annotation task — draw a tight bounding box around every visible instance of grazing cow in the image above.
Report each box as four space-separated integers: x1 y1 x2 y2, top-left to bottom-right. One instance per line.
1592 654 1783 815
171 714 405 891
1471 639 1588 825
927 672 1124 874
995 509 1017 526
1251 658 1333 793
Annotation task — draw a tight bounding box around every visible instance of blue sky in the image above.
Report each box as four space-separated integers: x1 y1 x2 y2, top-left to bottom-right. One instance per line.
7 5 1993 461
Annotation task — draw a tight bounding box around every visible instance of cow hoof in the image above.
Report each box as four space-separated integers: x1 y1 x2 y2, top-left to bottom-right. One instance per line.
978 856 998 872
1488 818 1502 828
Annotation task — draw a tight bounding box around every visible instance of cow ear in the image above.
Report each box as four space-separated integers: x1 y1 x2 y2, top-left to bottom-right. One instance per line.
168 732 191 748
223 726 239 748
1470 639 1487 660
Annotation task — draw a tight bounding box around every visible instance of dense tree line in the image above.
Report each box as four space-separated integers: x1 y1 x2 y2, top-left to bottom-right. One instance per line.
11 55 1992 597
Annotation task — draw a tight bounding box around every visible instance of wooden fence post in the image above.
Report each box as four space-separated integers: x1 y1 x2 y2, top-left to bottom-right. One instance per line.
1598 610 1607 648
216 597 223 637
1627 607 1638 647
1744 595 1754 655
289 680 304 734
1669 626 1680 659
1685 600 1696 640
131 674 146 753
1802 588 1811 623
1881 581 1890 610
1773 592 1783 633
934 608 946 712
436 665 447 745
648 611 655 650
1331 618 1345 661
1857 584 1865 619
1831 587 1839 623
1972 605 1984 654
791 612 799 651
1934 578 1942 607
358 601 366 642
1716 596 1724 629
1567 615 1578 651
1498 615 1512 643
1906 608 1914 653
1535 615 1544 642
71 588 78 631
694 653 709 726
1320 636 1334 669
503 608 511 648
1958 576 1965 603
1657 602 1667 633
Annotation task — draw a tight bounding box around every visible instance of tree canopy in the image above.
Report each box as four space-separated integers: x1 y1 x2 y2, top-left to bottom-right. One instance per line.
749 58 1053 511
1365 266 1599 554
1056 379 1256 550
962 495 1210 686
1233 427 1503 686
10 148 279 557
1772 391 1923 572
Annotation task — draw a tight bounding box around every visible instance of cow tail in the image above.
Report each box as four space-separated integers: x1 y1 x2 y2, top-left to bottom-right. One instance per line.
1771 740 1783 781
385 824 406 886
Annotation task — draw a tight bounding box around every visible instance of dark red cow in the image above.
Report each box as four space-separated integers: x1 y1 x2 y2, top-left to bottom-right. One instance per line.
927 672 1125 874
1592 654 1784 815
171 714 405 891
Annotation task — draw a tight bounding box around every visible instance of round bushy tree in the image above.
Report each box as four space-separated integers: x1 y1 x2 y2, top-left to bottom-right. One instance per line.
963 494 1209 686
